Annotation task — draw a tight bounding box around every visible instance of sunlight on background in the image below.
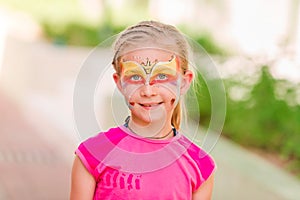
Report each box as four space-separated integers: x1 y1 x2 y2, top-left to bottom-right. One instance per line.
149 0 196 25
229 0 288 56
78 0 102 23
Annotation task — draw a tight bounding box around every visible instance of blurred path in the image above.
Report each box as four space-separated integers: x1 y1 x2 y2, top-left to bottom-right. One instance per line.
0 34 300 200
0 36 83 199
0 88 74 200
212 134 300 199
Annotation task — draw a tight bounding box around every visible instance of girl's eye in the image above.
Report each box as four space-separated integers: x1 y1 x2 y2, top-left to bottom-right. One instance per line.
156 74 168 80
130 75 142 81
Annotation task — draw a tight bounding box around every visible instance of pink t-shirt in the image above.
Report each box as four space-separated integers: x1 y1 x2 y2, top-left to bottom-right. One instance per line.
75 126 216 200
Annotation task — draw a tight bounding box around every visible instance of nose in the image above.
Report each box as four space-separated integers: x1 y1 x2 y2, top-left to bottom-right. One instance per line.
140 84 157 97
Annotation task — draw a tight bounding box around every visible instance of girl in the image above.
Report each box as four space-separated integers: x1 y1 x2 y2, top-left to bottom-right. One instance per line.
70 21 216 200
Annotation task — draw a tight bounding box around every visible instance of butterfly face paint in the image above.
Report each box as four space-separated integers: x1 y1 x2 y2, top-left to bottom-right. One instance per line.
120 55 181 85
119 55 183 110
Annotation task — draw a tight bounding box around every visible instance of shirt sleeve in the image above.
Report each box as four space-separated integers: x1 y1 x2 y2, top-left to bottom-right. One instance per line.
75 140 101 180
198 150 216 181
187 143 217 191
74 129 123 181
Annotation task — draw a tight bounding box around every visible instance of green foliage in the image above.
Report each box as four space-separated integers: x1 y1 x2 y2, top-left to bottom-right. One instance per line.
194 65 300 176
186 72 212 127
194 34 227 55
41 19 226 49
42 22 126 46
225 67 300 153
179 25 228 55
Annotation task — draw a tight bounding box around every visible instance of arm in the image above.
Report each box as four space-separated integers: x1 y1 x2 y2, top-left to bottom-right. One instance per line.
192 173 215 200
70 156 96 200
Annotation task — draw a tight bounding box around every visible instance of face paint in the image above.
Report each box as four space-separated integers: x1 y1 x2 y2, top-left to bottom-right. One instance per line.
120 55 181 87
119 55 183 110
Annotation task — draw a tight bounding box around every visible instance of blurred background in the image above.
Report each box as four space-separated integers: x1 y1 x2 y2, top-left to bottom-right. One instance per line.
0 0 300 199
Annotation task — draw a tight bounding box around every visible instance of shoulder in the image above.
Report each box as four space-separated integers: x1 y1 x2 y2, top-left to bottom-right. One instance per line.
178 134 216 184
75 126 126 178
77 126 126 152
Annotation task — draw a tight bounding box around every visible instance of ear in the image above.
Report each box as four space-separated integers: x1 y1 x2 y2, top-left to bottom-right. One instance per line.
180 70 193 95
113 73 123 92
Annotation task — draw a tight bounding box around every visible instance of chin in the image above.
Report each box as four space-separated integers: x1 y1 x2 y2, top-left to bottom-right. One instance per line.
131 110 170 126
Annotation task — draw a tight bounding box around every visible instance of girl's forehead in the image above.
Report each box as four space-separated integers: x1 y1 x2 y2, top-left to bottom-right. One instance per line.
120 48 175 62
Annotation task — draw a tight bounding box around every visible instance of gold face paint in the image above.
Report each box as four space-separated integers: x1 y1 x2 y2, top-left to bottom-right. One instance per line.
120 55 180 86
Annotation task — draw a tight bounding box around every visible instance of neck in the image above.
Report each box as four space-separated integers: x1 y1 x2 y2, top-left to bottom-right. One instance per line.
127 117 174 139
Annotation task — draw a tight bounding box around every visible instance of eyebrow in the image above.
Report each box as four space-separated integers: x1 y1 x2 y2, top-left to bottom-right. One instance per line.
151 67 176 74
123 69 145 76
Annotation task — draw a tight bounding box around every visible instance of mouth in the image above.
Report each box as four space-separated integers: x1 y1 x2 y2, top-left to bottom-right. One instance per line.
129 98 176 109
138 102 163 108
129 102 164 110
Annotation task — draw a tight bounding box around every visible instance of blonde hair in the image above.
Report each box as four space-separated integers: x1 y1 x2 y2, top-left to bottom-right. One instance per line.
112 21 190 130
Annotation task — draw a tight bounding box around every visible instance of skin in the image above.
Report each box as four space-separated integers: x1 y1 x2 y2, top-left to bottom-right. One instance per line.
70 156 95 200
113 48 193 138
192 174 215 200
70 48 214 199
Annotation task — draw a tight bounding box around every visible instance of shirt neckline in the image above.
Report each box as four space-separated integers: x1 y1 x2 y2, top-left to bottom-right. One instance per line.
118 125 182 144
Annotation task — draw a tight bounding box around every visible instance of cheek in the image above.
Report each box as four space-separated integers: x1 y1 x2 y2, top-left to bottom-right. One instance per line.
157 89 177 106
156 85 179 99
121 85 140 99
